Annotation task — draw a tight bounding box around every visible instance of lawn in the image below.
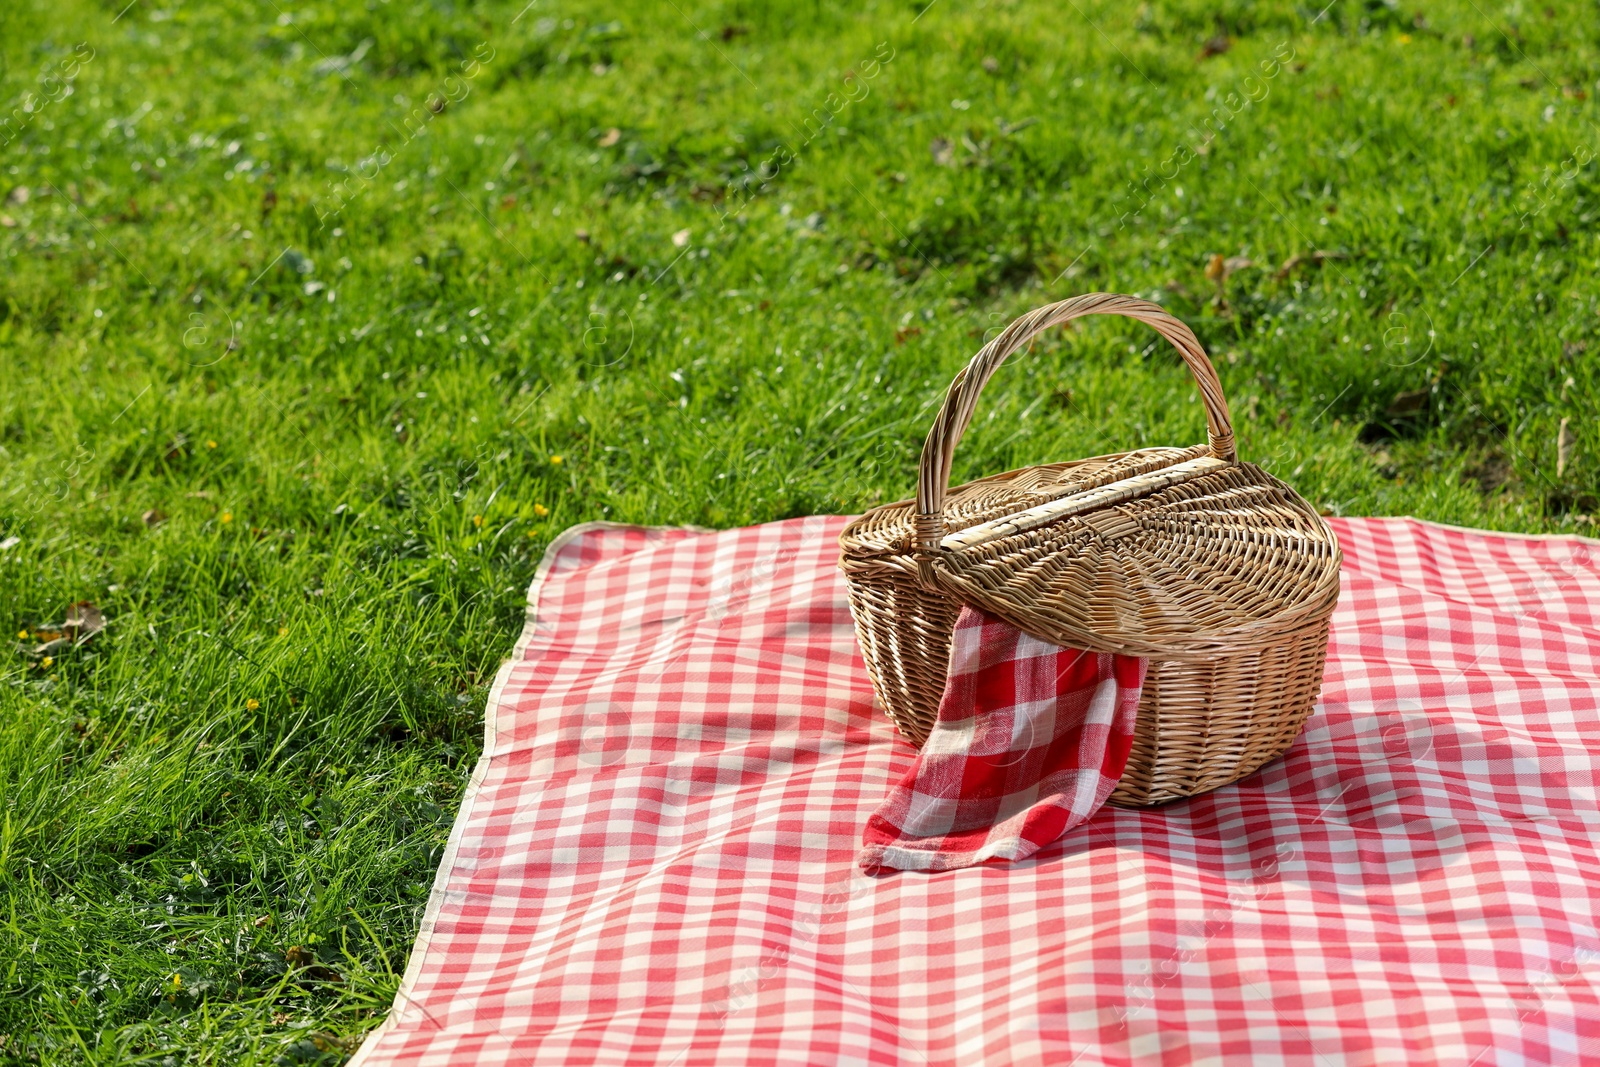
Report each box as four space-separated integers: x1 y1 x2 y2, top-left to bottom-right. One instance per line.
1 0 1597 1061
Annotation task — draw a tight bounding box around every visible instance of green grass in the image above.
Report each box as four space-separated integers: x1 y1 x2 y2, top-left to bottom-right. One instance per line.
1 0 1597 1060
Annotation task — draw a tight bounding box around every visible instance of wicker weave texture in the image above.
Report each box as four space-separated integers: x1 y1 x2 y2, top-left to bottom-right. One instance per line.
838 293 1342 807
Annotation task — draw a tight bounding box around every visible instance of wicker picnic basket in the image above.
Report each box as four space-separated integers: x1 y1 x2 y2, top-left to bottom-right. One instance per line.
839 293 1342 807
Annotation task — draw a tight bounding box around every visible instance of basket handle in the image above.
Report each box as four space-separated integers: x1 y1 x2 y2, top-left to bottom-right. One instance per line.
914 292 1236 559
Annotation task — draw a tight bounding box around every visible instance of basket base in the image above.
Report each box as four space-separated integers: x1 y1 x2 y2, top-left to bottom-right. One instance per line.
1107 618 1331 807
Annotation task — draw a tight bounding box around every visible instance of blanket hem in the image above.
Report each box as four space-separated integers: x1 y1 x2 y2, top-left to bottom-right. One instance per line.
348 522 711 1064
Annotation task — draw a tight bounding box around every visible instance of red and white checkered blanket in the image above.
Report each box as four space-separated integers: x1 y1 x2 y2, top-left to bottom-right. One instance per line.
860 605 1146 873
351 515 1600 1067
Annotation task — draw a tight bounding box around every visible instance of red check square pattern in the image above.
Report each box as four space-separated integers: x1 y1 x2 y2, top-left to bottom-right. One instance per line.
350 515 1600 1067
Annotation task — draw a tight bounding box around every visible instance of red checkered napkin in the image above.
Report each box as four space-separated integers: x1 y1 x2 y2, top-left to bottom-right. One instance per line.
860 606 1147 873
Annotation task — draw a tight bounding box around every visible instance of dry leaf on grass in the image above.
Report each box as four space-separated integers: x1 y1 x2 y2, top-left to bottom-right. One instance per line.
1275 249 1348 280
1204 253 1253 282
64 601 104 640
1205 254 1254 309
284 945 342 982
23 601 106 657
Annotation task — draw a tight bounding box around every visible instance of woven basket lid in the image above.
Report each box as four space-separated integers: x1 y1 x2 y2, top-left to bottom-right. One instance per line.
839 294 1342 659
